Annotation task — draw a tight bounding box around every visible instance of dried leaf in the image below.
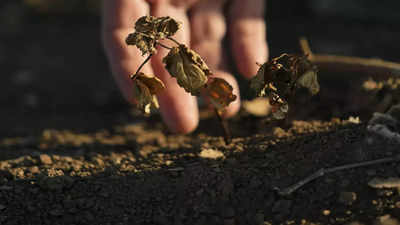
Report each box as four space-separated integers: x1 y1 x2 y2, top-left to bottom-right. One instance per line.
163 44 211 95
296 69 320 95
126 16 181 55
206 77 237 109
136 72 165 95
126 32 156 55
154 16 181 38
271 103 289 120
135 16 181 39
133 73 165 114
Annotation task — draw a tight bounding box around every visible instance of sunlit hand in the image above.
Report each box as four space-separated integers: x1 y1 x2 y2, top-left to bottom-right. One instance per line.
102 0 268 133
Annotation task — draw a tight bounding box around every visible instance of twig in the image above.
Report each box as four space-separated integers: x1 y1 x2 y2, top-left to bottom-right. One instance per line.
130 54 153 80
299 37 314 59
214 108 232 144
275 155 400 196
157 42 172 50
167 37 181 46
299 37 400 74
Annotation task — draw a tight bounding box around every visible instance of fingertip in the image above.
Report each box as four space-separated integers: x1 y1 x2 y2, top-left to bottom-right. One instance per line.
158 91 199 134
229 0 268 79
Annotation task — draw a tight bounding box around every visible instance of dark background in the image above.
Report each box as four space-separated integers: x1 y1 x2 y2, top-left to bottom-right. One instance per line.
1 0 399 137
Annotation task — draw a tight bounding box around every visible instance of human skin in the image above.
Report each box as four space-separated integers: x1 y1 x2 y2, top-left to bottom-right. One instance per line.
101 0 268 133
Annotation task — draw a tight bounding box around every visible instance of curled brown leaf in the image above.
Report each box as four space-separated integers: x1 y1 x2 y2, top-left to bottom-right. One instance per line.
133 72 165 114
163 44 211 95
206 77 237 110
126 16 181 55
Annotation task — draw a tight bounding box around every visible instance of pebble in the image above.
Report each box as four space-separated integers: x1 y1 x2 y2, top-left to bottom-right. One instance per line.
39 154 52 165
0 205 5 210
29 166 40 174
322 209 331 216
338 192 357 205
374 214 400 225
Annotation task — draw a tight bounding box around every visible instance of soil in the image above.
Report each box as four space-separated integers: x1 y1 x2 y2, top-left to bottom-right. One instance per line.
2 5 400 225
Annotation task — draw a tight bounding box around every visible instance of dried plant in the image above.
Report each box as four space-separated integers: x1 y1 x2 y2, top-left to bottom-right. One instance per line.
250 53 320 119
125 16 236 116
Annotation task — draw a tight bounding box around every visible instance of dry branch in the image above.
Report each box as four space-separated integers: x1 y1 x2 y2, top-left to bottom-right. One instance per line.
299 37 400 75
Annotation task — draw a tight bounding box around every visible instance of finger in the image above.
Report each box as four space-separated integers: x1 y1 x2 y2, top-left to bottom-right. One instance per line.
229 0 268 79
212 71 241 118
101 0 153 104
150 1 199 134
189 0 226 70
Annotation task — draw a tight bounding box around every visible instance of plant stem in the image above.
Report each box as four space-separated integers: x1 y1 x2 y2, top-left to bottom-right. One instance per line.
130 54 153 80
214 108 231 144
167 37 181 46
157 42 172 50
299 37 400 74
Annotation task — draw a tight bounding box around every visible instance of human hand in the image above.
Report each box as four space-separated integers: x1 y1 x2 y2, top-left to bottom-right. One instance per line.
101 0 268 133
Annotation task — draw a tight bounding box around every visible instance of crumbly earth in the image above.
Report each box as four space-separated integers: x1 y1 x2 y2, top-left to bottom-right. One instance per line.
2 3 400 225
1 112 400 225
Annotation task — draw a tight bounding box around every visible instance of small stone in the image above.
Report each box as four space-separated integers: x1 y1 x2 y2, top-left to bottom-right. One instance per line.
39 154 52 165
369 177 400 189
338 192 357 205
199 148 224 159
322 209 331 216
29 166 40 174
0 205 5 210
374 214 400 225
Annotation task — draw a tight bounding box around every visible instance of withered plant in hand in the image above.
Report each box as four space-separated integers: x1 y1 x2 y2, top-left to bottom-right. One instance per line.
125 16 236 142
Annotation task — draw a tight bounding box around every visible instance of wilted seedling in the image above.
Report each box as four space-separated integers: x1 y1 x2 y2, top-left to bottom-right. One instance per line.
250 53 320 120
126 16 235 114
125 16 236 141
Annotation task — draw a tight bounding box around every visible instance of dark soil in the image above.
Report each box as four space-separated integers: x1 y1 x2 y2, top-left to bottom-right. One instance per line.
2 4 400 225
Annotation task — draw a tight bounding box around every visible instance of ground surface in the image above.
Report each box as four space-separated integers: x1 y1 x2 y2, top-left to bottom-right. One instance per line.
2 4 400 225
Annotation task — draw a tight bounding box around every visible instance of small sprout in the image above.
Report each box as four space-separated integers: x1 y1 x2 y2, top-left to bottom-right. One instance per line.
206 77 237 110
126 16 181 55
250 53 320 119
133 72 165 114
163 44 211 95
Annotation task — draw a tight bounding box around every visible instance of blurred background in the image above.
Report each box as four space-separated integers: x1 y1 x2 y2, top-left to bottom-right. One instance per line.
1 0 400 137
